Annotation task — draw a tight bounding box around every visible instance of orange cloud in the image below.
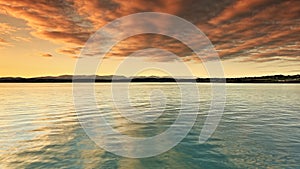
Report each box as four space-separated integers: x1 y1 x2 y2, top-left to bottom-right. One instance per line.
0 23 20 47
195 0 299 63
57 47 82 55
0 0 298 63
209 0 273 25
12 36 31 42
0 0 93 45
41 53 53 57
0 37 12 47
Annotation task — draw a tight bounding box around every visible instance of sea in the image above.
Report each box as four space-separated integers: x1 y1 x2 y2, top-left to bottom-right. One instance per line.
0 83 299 168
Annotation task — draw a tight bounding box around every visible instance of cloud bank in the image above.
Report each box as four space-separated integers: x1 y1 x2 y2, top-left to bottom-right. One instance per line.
0 0 299 62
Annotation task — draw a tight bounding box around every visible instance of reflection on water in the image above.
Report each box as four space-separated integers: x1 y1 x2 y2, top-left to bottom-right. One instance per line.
0 83 299 168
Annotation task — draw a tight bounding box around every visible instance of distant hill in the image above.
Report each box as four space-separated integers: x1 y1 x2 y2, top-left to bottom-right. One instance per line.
0 74 299 83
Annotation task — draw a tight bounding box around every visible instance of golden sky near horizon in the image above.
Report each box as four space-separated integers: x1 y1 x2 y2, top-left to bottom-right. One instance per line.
0 0 299 78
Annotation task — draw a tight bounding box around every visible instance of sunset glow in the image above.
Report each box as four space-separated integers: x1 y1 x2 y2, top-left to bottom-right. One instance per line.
0 0 299 77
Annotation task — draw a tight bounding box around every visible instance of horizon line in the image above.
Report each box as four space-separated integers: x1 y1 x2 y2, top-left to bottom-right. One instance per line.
0 74 299 79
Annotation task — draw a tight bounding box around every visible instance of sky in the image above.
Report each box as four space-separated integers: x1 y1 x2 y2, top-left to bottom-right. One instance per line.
0 0 299 78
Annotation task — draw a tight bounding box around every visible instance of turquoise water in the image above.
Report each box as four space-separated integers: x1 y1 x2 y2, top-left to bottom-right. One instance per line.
0 83 299 168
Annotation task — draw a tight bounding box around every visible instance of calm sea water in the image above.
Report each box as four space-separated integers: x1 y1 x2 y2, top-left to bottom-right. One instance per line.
0 83 299 169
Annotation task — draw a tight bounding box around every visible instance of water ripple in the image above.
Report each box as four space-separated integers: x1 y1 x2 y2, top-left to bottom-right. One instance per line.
0 83 299 168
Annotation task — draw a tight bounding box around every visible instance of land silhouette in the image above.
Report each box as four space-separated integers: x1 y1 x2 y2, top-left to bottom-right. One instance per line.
0 74 299 83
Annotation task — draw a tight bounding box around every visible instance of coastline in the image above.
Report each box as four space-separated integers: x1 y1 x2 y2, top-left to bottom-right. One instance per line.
0 74 299 83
